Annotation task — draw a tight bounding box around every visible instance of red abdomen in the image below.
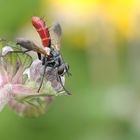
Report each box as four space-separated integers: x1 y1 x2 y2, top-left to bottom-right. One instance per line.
32 16 51 47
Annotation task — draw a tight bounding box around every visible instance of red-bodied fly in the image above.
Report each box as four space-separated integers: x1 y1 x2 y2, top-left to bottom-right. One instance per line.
16 16 71 95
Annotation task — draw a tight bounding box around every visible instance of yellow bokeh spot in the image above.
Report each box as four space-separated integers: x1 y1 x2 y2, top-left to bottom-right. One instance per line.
42 0 139 36
97 0 136 36
41 0 140 49
43 0 98 22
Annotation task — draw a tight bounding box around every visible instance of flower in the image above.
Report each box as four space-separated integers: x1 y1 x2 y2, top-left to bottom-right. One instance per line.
0 40 66 117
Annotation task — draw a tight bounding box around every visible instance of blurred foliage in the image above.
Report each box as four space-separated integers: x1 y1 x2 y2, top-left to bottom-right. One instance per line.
0 0 41 37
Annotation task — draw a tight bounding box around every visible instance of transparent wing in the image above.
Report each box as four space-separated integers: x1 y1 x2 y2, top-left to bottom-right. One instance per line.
0 39 32 76
50 22 62 51
16 38 48 56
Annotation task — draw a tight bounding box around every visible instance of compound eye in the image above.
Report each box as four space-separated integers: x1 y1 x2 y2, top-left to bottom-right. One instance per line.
58 65 65 75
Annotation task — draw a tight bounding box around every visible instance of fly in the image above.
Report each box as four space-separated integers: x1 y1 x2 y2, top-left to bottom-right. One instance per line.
17 16 71 95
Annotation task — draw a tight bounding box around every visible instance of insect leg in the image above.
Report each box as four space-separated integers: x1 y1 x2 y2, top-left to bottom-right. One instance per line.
37 57 48 92
37 52 42 60
57 75 71 95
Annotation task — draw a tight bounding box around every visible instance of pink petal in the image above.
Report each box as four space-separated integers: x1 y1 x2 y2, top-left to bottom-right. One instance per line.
11 84 55 99
0 84 13 111
30 59 43 82
12 84 37 96
30 59 65 92
12 67 24 84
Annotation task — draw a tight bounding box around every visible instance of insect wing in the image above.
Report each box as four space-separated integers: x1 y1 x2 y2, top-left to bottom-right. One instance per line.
50 22 62 51
0 39 32 76
16 38 48 56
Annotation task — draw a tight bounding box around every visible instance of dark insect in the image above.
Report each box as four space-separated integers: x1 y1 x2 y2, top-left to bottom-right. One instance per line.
16 16 71 95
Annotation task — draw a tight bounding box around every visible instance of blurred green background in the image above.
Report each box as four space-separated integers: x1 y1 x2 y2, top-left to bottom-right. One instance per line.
1 0 140 140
